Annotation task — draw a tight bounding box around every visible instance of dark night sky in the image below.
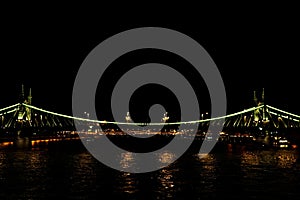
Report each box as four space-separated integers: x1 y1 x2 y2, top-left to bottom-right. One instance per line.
1 12 299 120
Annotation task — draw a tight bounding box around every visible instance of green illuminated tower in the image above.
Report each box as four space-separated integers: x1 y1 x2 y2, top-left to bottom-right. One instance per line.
253 90 259 122
26 88 32 121
28 88 32 105
262 88 267 121
253 90 258 106
19 84 25 103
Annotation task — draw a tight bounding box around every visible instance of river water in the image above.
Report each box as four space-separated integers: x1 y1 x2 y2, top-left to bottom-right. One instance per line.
0 138 300 199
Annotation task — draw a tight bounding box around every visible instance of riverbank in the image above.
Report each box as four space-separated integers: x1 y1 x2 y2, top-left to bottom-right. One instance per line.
1 133 298 152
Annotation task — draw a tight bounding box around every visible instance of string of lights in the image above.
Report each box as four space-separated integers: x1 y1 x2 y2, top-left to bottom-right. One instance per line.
266 105 300 119
2 103 299 126
22 103 265 126
0 103 20 113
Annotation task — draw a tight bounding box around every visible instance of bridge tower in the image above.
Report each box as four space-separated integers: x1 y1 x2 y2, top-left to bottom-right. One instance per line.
28 88 32 105
261 88 267 122
17 84 25 121
26 87 32 122
253 88 268 122
253 90 259 122
16 85 32 132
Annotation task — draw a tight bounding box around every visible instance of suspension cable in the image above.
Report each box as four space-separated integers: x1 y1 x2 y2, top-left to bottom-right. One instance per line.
0 103 20 113
22 103 264 126
267 105 300 119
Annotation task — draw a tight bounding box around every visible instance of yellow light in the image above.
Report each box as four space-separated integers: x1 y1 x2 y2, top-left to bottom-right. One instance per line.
1 142 13 146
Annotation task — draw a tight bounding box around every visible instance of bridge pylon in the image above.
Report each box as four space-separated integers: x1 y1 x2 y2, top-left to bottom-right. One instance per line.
253 88 270 134
15 85 33 136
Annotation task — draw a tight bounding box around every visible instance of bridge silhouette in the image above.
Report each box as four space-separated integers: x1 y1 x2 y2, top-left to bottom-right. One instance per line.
0 87 300 139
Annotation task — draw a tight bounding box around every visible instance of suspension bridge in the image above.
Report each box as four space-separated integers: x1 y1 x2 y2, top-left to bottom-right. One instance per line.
0 87 300 141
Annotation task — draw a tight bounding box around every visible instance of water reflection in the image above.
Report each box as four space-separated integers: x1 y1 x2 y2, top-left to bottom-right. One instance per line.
116 172 138 195
158 151 176 165
14 137 31 148
241 150 298 168
120 152 135 170
1 139 300 199
241 151 260 166
0 152 6 180
155 168 176 199
240 149 300 198
196 153 217 173
195 153 217 197
114 151 178 198
68 152 97 197
275 150 297 168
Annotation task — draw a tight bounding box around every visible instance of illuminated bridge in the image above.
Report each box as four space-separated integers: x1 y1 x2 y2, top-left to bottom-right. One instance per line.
1 88 299 139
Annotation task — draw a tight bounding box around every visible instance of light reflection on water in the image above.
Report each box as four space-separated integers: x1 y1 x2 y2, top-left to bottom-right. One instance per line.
158 151 176 165
0 140 300 199
118 172 138 194
241 150 298 168
116 150 177 173
120 152 135 170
